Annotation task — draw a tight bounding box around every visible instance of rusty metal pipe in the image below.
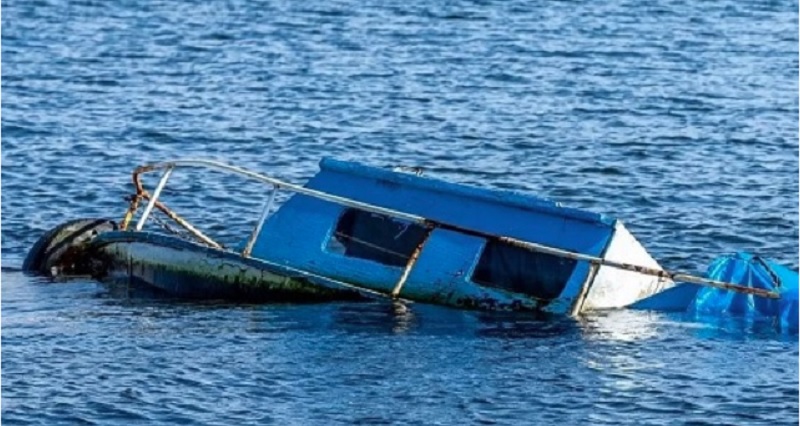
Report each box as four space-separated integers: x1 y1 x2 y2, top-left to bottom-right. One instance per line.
139 159 428 224
391 226 434 298
120 195 141 231
495 236 779 299
143 194 222 249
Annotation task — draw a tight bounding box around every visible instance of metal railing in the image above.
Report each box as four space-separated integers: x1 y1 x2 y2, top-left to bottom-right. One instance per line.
120 159 781 300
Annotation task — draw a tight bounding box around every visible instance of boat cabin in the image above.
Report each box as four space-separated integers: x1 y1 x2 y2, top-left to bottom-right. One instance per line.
246 159 671 313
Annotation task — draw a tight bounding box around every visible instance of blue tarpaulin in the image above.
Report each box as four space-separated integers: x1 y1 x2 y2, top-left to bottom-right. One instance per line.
690 252 798 332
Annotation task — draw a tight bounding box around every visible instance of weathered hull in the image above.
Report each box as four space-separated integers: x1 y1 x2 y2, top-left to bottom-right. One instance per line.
23 158 788 325
90 231 364 302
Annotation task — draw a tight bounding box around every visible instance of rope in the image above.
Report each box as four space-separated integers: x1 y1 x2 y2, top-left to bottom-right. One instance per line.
151 212 189 237
150 211 225 250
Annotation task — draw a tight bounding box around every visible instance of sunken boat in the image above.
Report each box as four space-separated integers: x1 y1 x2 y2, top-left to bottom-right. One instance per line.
23 159 798 327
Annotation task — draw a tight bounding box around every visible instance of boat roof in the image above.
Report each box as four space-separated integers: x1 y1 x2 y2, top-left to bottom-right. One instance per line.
312 158 615 226
299 158 618 255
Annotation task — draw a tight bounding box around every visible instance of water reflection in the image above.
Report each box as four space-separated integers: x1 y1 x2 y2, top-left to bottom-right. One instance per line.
472 311 581 340
577 310 667 343
41 273 795 343
330 300 585 339
390 300 416 334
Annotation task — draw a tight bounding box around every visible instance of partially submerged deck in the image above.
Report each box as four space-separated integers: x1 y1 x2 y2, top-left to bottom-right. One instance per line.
108 158 778 313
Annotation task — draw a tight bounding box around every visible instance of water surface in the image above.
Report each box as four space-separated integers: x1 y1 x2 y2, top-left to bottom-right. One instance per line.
2 0 798 424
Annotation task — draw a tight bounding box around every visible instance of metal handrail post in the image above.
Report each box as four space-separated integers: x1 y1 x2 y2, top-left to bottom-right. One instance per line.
242 185 278 257
136 166 174 231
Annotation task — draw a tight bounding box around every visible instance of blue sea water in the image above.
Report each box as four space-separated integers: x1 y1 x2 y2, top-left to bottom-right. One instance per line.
2 0 798 424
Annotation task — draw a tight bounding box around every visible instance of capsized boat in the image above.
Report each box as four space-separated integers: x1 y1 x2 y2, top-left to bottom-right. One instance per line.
23 158 796 322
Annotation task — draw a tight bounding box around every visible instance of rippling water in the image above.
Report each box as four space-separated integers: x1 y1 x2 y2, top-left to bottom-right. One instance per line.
3 0 798 424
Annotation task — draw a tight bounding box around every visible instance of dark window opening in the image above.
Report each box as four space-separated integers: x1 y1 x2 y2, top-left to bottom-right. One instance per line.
328 208 428 267
471 241 577 300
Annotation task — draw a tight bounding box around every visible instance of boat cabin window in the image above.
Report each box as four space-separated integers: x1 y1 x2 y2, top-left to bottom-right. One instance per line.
471 241 577 300
328 208 428 267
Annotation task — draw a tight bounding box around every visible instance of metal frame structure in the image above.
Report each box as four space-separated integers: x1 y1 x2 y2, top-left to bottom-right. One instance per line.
119 159 780 300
